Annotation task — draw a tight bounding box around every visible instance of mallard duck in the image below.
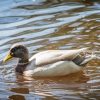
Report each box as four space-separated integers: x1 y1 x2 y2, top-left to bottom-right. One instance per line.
3 44 95 77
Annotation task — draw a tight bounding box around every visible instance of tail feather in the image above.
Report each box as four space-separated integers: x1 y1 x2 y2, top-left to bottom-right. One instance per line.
72 55 85 66
80 54 96 66
72 53 96 66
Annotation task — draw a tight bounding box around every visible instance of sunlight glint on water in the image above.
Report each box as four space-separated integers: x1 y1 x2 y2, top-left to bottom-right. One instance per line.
0 0 100 100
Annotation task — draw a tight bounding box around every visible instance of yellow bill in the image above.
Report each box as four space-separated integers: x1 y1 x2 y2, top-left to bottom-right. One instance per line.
3 53 13 63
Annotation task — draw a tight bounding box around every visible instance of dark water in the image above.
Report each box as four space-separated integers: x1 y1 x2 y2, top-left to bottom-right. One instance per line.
0 0 100 100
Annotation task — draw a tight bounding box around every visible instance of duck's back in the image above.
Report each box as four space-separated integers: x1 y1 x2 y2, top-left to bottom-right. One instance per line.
29 48 87 66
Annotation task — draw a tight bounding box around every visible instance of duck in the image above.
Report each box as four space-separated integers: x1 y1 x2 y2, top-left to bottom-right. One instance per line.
3 44 95 77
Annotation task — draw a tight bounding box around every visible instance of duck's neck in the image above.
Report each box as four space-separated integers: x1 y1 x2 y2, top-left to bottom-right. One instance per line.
15 58 29 74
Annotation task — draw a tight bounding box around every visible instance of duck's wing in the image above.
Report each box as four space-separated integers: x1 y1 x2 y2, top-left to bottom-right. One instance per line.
29 48 88 66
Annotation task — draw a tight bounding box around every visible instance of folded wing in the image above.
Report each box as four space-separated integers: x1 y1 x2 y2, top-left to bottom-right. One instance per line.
29 48 88 66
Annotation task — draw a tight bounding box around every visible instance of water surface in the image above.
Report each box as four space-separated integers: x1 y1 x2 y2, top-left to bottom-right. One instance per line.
0 0 100 100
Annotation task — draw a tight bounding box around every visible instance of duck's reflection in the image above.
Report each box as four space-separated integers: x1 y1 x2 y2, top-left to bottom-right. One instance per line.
8 71 89 100
9 95 25 100
10 87 29 94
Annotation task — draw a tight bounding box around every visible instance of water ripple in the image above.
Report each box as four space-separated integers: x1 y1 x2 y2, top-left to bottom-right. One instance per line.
0 0 100 100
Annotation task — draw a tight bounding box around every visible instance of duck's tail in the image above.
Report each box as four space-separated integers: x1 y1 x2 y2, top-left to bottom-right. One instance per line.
80 54 97 66
72 51 97 66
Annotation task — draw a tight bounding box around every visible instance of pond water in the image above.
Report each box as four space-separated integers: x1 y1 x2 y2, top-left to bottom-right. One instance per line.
0 0 100 100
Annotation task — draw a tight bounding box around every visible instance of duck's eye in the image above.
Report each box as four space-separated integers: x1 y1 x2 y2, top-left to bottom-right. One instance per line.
11 48 16 53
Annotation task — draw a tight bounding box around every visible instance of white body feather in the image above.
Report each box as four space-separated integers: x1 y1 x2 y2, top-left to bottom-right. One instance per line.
23 48 88 77
24 61 81 77
29 48 87 66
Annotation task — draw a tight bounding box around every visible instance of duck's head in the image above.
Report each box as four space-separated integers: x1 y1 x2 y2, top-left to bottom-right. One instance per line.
3 44 29 63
